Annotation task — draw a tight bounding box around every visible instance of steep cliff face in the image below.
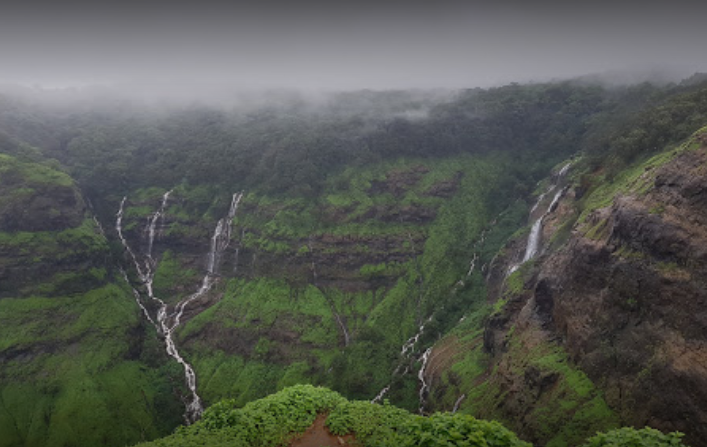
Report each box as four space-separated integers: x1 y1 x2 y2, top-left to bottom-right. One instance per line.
4 81 707 447
426 128 707 446
0 154 92 297
547 134 707 441
0 154 183 447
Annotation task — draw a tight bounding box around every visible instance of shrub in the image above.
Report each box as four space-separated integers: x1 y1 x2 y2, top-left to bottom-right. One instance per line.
582 427 689 447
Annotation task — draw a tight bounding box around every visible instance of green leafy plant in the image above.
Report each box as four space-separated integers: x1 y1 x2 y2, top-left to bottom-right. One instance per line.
582 427 689 447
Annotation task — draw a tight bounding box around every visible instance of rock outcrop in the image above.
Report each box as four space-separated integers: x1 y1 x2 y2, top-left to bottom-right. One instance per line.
547 144 707 442
466 137 707 446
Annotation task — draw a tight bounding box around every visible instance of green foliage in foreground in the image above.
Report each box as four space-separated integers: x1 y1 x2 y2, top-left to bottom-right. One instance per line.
138 385 343 447
136 385 531 447
327 401 531 447
135 385 689 447
581 427 689 447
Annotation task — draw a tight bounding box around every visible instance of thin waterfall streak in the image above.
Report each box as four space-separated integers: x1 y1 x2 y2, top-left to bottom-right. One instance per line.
206 192 243 275
508 163 572 274
121 269 155 325
93 216 106 237
331 308 350 347
181 192 243 322
529 189 550 215
164 191 244 421
452 394 466 413
146 190 172 259
522 218 544 263
116 197 146 281
116 190 206 424
418 347 432 414
371 386 390 404
546 187 565 214
374 315 431 404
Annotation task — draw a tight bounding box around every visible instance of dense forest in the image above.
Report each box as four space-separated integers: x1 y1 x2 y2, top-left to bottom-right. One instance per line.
2 74 707 447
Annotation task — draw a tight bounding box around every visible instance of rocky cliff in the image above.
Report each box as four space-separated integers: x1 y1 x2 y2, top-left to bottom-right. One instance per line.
426 128 707 446
3 80 707 447
548 132 707 441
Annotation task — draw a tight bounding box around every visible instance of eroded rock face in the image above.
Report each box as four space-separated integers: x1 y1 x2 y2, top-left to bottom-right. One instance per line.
448 143 707 446
545 147 707 443
0 157 107 298
0 173 84 232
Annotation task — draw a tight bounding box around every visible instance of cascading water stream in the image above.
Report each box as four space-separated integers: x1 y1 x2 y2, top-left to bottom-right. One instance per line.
418 347 433 414
452 394 466 413
370 386 391 404
399 315 434 360
115 191 243 424
308 238 351 347
120 268 155 325
371 315 433 404
508 163 571 274
169 192 244 331
372 214 500 407
521 218 544 264
146 190 172 261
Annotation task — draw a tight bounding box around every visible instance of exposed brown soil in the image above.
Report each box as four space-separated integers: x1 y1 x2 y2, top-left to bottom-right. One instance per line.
289 414 356 447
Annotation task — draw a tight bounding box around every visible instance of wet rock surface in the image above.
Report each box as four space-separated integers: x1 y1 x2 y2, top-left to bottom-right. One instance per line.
480 145 707 445
547 147 707 444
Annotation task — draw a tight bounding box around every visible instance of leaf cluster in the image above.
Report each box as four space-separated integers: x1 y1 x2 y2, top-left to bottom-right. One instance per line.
582 427 689 447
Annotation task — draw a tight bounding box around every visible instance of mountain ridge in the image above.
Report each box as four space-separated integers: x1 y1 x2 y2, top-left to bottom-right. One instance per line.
1 79 707 446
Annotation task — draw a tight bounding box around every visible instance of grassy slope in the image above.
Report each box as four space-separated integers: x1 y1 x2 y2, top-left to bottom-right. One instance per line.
0 154 182 447
157 152 537 412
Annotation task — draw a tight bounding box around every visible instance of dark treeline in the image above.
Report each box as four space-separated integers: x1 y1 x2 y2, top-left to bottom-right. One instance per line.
2 76 707 204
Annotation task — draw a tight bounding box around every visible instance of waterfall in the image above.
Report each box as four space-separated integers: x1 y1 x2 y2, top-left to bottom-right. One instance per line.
452 394 466 413
170 192 244 332
93 216 106 237
528 189 549 215
557 162 571 178
146 190 172 260
400 317 432 357
454 227 490 290
521 218 544 263
120 269 155 325
508 163 571 274
371 316 431 403
465 253 479 278
115 190 244 424
332 311 350 347
116 197 147 281
418 347 433 414
370 385 390 404
308 238 350 347
207 193 243 275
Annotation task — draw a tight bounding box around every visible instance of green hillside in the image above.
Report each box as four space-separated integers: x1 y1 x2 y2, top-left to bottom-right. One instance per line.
0 152 183 447
1 78 707 446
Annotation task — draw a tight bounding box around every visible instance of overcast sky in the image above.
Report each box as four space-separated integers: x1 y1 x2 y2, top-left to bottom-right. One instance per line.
1 0 706 91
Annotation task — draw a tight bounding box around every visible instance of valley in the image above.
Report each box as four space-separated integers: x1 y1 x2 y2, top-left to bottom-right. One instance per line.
1 77 707 446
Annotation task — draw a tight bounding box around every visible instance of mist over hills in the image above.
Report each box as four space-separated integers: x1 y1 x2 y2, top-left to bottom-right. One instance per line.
1 71 707 447
3 0 707 89
4 0 707 444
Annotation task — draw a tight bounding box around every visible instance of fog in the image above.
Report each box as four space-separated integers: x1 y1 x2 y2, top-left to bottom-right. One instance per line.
1 0 706 95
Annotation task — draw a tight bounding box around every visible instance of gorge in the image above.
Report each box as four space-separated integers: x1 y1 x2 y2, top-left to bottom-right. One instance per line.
1 76 707 447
